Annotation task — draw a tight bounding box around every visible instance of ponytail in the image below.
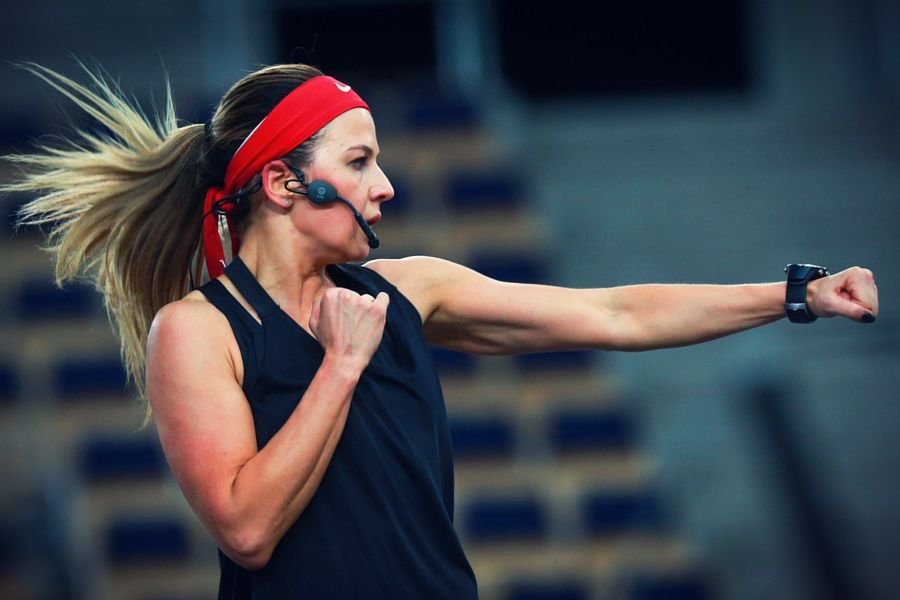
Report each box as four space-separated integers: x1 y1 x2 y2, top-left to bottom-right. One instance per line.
2 63 207 409
3 61 326 420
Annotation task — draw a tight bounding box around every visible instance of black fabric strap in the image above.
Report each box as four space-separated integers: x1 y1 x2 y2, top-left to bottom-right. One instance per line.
224 257 280 319
784 264 829 323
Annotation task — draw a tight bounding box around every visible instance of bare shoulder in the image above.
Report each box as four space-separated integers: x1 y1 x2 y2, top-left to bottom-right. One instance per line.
149 291 227 352
365 256 471 321
365 255 459 283
147 290 243 393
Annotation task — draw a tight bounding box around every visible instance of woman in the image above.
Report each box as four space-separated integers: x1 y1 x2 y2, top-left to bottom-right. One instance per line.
5 63 878 598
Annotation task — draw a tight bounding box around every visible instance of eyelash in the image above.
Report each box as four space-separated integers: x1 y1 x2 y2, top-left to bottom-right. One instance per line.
350 157 367 170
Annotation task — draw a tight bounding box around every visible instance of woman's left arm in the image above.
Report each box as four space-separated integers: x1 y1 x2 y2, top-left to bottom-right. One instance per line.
367 257 878 354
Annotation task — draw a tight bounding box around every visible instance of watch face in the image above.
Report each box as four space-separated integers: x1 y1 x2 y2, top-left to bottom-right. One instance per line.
791 266 813 280
786 264 828 281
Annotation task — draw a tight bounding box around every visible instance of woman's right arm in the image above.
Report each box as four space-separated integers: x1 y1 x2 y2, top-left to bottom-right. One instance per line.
146 288 389 571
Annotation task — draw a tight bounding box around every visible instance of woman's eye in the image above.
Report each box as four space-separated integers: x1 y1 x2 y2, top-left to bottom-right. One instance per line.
350 157 367 170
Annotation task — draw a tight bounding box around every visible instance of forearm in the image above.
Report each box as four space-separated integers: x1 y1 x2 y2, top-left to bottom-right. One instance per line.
601 282 787 351
412 258 876 356
221 356 358 568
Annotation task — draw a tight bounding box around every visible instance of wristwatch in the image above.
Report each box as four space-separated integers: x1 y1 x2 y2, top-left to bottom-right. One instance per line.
784 263 829 323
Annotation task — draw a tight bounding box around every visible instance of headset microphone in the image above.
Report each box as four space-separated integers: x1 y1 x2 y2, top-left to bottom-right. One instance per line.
284 167 380 249
305 180 380 249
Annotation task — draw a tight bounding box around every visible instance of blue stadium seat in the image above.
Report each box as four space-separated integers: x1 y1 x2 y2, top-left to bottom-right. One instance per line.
106 516 189 564
0 362 18 403
0 118 42 149
54 357 129 398
629 571 711 600
504 579 591 600
2 195 19 237
2 192 42 238
15 279 99 321
468 251 549 284
445 169 522 211
549 408 635 453
141 595 211 600
404 94 480 130
449 416 516 460
582 490 669 536
0 519 15 572
79 435 166 482
463 496 547 542
430 346 478 376
513 350 595 372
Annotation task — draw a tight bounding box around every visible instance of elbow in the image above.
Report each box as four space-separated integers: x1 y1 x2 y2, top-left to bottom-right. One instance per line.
232 548 273 572
200 493 284 571
207 510 276 571
221 526 275 571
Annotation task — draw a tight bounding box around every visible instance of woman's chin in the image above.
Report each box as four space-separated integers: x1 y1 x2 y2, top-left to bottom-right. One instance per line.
335 239 372 263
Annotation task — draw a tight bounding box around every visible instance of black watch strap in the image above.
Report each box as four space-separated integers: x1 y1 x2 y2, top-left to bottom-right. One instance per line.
784 264 829 323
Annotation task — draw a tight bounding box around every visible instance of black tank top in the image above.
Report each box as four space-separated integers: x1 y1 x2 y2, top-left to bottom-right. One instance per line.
198 257 478 599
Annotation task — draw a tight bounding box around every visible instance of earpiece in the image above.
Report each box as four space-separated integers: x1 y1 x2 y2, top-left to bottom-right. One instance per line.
305 180 338 205
282 164 380 249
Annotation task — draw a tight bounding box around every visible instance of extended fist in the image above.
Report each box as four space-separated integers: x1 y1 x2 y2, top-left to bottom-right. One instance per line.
309 288 390 372
808 267 879 323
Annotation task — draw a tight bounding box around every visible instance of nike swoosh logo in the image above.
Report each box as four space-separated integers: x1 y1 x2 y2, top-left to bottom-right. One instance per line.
335 82 351 92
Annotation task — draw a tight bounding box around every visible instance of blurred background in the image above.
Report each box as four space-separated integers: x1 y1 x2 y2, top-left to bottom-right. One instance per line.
0 0 898 599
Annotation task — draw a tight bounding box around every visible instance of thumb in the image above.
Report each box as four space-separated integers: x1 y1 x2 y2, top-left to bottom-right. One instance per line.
309 293 323 332
374 291 390 312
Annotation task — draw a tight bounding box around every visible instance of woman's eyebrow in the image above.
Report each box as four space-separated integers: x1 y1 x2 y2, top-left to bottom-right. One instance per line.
344 144 377 157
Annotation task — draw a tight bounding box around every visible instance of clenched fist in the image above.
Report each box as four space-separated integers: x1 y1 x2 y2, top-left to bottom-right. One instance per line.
309 288 390 374
808 266 879 323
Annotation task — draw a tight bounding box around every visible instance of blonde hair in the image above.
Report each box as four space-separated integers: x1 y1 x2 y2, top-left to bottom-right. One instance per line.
2 61 324 418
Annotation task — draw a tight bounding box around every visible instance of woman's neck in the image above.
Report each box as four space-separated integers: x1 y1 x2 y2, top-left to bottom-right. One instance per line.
236 232 333 326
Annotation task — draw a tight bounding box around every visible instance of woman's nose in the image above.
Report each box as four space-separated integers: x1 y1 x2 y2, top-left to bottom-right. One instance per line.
370 169 394 203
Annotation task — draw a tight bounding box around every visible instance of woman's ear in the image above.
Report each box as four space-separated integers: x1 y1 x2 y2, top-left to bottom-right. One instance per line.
261 160 298 209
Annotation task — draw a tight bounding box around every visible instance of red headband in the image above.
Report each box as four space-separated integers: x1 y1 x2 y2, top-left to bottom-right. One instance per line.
202 75 369 279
